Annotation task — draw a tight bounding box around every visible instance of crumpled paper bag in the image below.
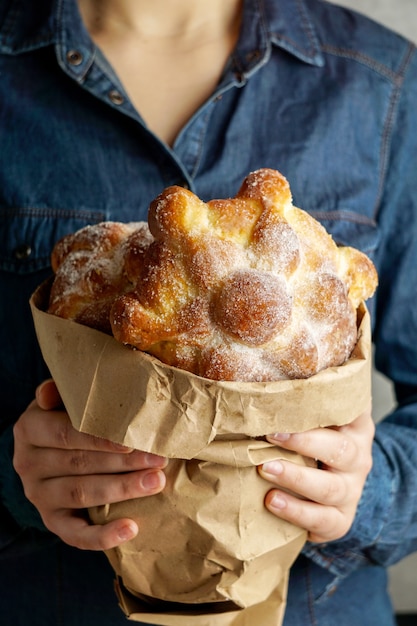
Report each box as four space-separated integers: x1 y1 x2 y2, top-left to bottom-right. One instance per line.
30 279 372 625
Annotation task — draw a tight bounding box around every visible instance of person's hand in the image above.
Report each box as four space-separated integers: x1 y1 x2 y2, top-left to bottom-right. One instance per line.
13 379 167 551
258 405 374 543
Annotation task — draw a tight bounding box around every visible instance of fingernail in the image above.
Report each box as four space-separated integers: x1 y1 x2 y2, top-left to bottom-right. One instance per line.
117 524 137 541
262 460 284 475
268 433 291 442
270 493 287 510
141 470 163 491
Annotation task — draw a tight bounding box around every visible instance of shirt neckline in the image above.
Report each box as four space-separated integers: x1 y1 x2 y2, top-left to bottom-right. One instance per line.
0 0 324 68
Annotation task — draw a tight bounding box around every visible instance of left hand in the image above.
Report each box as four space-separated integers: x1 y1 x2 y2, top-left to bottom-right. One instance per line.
258 404 374 543
13 380 167 551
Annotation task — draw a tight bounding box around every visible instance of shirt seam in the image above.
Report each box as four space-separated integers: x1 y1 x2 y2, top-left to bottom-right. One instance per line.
294 0 322 63
373 42 416 221
0 206 106 221
310 211 377 227
0 1 56 54
321 44 399 83
306 561 318 625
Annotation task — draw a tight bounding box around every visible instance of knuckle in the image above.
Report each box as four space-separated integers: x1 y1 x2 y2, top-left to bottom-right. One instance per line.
336 437 353 464
362 453 373 476
69 451 90 472
291 466 307 491
122 451 143 470
323 436 355 468
309 512 350 543
55 420 72 448
368 418 376 438
12 448 35 480
12 419 25 443
320 479 343 505
12 453 27 477
22 482 38 505
331 518 352 541
13 416 33 450
69 479 88 507
119 475 137 500
310 514 328 535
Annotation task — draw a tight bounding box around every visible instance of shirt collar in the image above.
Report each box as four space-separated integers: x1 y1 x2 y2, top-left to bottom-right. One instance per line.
265 0 325 67
0 0 59 54
0 0 324 69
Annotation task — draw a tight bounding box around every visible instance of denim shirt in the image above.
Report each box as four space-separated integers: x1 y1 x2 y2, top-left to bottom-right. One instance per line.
1 0 417 624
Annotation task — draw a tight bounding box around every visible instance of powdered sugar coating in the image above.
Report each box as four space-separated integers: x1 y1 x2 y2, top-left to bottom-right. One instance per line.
48 221 153 333
48 169 378 381
212 270 292 346
109 169 377 380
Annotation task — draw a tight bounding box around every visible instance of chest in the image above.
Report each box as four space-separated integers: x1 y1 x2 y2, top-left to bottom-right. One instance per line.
0 48 383 246
89 31 238 147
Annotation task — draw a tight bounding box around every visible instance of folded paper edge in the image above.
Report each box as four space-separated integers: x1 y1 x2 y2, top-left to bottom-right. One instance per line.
30 280 372 456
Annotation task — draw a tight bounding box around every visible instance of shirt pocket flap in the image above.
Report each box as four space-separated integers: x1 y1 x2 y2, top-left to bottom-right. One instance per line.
310 209 379 256
0 207 106 274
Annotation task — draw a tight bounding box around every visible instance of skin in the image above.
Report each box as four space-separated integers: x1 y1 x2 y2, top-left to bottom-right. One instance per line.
259 406 375 543
12 0 376 551
13 380 374 549
77 0 243 146
13 380 167 551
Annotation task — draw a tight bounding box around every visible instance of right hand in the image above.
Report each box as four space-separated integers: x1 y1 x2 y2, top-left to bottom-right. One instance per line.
13 379 167 551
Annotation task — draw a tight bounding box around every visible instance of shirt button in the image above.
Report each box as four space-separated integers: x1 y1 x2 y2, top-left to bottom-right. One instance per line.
14 244 32 261
66 50 83 66
109 90 124 105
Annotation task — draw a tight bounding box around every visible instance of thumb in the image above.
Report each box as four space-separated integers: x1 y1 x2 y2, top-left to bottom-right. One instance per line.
36 379 63 410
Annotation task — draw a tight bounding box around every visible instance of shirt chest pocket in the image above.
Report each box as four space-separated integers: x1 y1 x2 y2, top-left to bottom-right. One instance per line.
0 207 106 275
0 207 106 422
309 209 380 259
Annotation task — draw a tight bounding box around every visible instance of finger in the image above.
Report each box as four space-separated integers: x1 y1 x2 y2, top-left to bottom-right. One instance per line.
48 511 140 551
264 488 351 543
36 379 63 410
265 406 374 471
338 406 375 441
32 381 137 454
17 408 137 454
36 468 166 511
259 459 348 507
266 411 374 472
267 428 360 472
28 446 168 479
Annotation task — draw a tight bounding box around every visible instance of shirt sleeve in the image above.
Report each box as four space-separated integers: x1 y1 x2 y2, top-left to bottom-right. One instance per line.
303 406 417 577
304 42 417 578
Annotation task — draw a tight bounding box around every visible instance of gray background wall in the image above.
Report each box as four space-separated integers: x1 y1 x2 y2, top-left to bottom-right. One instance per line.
334 0 417 614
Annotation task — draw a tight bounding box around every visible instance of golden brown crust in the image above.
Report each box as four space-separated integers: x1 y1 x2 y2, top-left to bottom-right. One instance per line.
48 221 152 333
48 169 378 381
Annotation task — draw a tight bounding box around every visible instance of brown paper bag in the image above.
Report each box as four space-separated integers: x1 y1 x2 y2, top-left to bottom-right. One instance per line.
113 573 290 626
30 279 372 625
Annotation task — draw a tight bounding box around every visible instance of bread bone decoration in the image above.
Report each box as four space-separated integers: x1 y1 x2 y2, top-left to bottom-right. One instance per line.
48 168 378 381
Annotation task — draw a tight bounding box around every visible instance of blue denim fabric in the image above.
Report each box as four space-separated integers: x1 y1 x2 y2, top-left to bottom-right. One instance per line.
1 0 417 624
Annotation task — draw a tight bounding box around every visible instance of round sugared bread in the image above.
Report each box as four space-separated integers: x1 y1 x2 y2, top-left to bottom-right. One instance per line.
48 169 378 381
48 221 152 334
